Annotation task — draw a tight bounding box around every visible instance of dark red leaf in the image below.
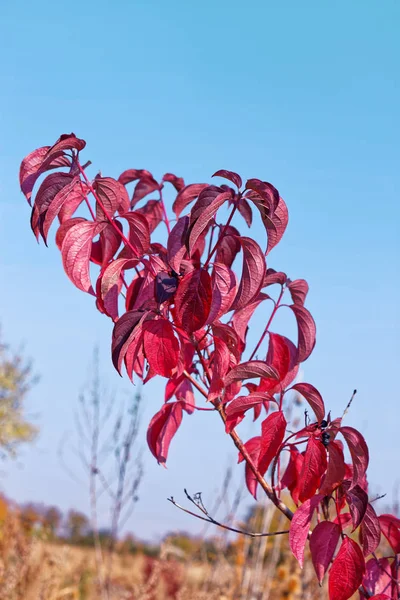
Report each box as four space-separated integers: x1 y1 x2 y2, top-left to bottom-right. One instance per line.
231 237 266 310
147 402 183 465
259 333 298 395
310 521 341 584
265 196 289 255
289 494 323 567
328 537 365 600
378 514 400 553
93 176 130 220
245 179 280 212
298 437 327 502
32 172 75 239
91 222 123 266
155 271 178 304
237 197 253 227
111 310 146 375
320 440 346 495
263 268 287 287
172 183 208 217
61 220 106 294
207 263 238 323
340 426 369 489
143 318 180 378
212 169 242 189
290 383 325 423
212 323 242 363
174 268 212 333
162 173 185 192
281 446 303 502
290 304 317 363
42 178 88 241
344 484 368 531
167 216 189 274
359 504 381 556
258 411 286 474
225 361 279 387
288 279 309 305
20 146 70 203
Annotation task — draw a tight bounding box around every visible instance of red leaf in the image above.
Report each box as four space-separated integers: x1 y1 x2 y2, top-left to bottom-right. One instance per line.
20 146 70 203
31 172 75 239
136 200 164 233
188 191 231 253
97 258 137 320
238 436 261 499
143 319 180 378
167 216 189 274
207 263 238 324
263 268 288 287
215 226 241 268
333 513 353 529
212 169 242 189
378 514 400 553
259 333 299 395
61 220 106 294
265 196 289 255
212 323 242 363
298 437 327 502
232 294 270 344
359 504 381 556
225 392 273 433
288 279 309 305
290 304 317 363
258 411 286 474
42 178 88 241
289 494 323 567
363 557 393 598
162 173 185 192
172 183 208 217
344 483 368 531
131 175 160 208
225 361 279 387
340 426 369 489
93 177 130 220
120 212 151 256
207 338 231 403
147 402 183 465
320 440 346 495
174 268 212 333
281 446 303 503
310 521 341 584
290 383 325 423
231 237 266 310
328 537 365 600
118 169 153 186
245 179 279 212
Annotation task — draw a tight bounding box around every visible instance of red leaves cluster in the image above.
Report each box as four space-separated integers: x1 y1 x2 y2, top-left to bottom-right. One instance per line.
20 136 397 600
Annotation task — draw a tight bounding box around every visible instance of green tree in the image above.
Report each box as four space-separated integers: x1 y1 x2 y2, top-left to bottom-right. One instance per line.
0 333 37 456
66 509 89 542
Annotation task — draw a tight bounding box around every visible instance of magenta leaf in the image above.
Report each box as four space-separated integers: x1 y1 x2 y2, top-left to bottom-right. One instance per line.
328 537 365 600
167 216 189 274
290 304 317 363
289 494 323 568
290 383 325 423
136 200 164 233
378 514 400 553
208 338 231 403
131 175 160 208
231 237 266 310
310 521 341 584
162 173 185 192
231 294 270 343
215 226 241 268
42 178 88 242
258 411 286 475
119 212 151 256
363 557 392 598
212 169 242 189
320 440 346 495
97 258 137 320
344 483 368 531
118 169 153 186
188 190 231 253
207 263 238 324
111 309 146 375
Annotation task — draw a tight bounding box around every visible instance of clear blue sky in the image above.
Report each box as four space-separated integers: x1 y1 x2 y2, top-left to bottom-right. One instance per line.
0 0 399 541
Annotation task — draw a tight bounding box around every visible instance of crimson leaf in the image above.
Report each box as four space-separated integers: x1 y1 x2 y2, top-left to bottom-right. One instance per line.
231 237 266 310
290 304 317 363
340 426 369 489
174 268 212 333
290 383 325 423
310 521 341 584
328 537 365 600
258 411 286 474
289 494 323 567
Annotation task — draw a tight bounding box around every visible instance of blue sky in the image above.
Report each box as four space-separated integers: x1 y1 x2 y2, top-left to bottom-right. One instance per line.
0 0 399 541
